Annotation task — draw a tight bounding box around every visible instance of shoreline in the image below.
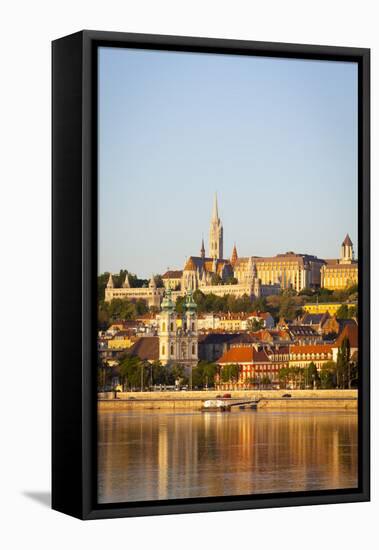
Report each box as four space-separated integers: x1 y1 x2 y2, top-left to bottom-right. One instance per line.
98 389 358 410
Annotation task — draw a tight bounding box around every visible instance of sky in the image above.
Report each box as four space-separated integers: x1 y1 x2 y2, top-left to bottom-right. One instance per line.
98 47 358 278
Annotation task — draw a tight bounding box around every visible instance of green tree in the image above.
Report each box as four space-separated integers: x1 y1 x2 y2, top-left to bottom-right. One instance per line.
119 355 144 390
336 304 350 319
261 375 272 388
191 361 218 388
224 276 238 285
153 274 164 288
320 361 337 389
336 336 351 388
211 273 223 285
279 367 290 389
220 364 240 383
247 318 264 332
304 362 320 389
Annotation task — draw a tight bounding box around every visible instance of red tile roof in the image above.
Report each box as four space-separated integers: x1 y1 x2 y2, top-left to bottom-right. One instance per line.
218 347 271 364
162 270 183 278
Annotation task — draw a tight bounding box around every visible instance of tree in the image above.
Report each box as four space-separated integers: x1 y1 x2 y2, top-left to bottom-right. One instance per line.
261 375 272 388
224 276 238 285
305 362 320 389
220 364 240 383
279 367 290 389
336 304 350 319
252 297 268 312
247 318 264 332
119 355 143 390
191 361 218 388
97 357 109 390
211 273 223 285
153 274 164 288
336 336 351 388
320 361 337 389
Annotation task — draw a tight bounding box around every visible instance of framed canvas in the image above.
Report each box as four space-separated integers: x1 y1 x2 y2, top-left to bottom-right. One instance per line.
52 30 370 520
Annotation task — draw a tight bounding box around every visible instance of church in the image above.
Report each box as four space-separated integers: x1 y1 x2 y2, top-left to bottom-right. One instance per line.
104 195 357 307
158 289 198 367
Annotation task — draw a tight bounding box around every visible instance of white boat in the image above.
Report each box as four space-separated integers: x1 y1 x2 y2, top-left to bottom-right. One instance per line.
202 399 229 411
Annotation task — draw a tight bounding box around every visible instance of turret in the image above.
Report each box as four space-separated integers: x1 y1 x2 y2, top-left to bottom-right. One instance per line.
340 234 354 264
230 243 238 266
106 273 114 289
122 274 130 288
200 238 205 259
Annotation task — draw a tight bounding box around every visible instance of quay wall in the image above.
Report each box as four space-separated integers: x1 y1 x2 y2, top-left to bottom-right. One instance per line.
98 389 357 411
98 389 357 400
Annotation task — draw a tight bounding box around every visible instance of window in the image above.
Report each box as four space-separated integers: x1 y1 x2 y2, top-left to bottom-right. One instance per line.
162 322 166 332
170 344 174 355
192 343 196 355
162 345 165 355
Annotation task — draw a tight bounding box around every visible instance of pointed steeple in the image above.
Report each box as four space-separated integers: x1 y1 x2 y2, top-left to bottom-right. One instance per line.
212 192 219 221
209 193 223 260
106 273 114 289
200 237 205 259
231 243 238 266
149 274 157 289
123 273 130 288
340 233 354 264
342 233 353 246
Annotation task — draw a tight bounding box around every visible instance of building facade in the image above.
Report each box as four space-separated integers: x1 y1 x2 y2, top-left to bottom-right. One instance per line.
104 273 163 308
158 289 198 367
321 234 358 290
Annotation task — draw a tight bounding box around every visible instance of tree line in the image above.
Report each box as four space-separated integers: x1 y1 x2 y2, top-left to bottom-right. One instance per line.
98 356 219 391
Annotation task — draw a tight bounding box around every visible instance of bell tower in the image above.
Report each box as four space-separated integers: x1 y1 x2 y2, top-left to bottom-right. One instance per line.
158 289 177 365
340 234 354 264
209 193 223 260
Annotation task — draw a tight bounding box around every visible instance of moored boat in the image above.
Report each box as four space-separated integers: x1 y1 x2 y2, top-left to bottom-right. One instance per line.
202 399 230 412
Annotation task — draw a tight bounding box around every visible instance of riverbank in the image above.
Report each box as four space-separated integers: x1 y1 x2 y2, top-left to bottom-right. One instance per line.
98 389 358 410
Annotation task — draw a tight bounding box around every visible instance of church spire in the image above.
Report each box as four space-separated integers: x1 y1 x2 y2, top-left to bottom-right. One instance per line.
212 192 219 221
209 194 223 260
231 243 238 266
200 237 205 259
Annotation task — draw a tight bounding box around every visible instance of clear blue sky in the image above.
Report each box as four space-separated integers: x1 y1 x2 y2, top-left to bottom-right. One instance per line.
98 47 358 278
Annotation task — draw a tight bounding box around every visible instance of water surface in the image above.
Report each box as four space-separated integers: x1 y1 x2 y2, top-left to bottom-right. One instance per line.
98 409 358 503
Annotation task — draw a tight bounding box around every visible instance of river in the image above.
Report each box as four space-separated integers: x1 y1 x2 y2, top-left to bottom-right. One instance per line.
98 409 358 504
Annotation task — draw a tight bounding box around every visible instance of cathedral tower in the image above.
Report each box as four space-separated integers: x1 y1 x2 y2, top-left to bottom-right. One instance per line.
209 193 223 260
340 234 354 264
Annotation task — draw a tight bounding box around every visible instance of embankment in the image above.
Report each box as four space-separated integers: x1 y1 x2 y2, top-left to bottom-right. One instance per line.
98 389 358 411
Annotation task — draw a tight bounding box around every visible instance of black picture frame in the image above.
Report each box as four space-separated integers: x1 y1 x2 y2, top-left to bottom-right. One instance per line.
52 30 370 520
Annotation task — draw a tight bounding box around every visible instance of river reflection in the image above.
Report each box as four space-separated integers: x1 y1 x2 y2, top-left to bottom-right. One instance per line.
98 409 358 504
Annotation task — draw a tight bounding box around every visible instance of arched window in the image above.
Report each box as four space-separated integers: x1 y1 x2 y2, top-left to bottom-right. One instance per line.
191 322 195 331
170 322 174 332
192 343 196 355
162 322 166 332
162 345 165 355
170 344 174 356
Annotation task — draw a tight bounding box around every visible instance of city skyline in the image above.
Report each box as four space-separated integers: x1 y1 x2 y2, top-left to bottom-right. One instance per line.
98 47 358 278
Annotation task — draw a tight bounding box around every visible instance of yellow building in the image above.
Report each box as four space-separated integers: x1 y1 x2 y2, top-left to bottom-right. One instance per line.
289 344 333 371
303 302 357 315
108 331 135 350
234 252 324 292
321 234 358 290
162 270 183 290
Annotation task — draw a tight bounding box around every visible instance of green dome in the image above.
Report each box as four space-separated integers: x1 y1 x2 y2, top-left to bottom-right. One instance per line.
161 289 175 312
184 290 197 312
